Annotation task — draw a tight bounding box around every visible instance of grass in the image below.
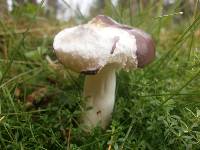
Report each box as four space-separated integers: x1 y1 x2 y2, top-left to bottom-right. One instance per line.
0 0 200 149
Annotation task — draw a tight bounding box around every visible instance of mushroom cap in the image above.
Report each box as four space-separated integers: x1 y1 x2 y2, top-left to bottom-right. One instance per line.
53 15 155 74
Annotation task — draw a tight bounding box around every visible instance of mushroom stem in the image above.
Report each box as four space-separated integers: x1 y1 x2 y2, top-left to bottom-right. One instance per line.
82 66 116 129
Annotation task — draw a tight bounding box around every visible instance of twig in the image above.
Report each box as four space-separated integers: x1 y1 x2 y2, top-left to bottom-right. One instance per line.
67 128 71 150
0 59 41 66
108 144 112 150
154 12 183 19
120 119 134 150
139 93 200 97
1 109 50 116
0 116 5 122
46 55 60 69
0 25 67 36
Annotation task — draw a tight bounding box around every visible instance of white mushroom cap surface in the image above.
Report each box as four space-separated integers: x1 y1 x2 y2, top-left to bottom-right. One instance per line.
53 16 140 74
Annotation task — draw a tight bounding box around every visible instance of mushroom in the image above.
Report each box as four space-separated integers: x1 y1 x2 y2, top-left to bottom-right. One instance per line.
53 15 155 130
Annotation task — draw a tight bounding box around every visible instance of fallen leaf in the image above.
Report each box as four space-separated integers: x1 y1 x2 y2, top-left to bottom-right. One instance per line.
26 87 48 108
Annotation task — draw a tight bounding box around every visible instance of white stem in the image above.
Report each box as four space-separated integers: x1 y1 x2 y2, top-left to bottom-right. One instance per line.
81 66 116 129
